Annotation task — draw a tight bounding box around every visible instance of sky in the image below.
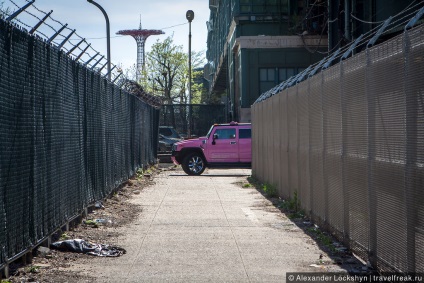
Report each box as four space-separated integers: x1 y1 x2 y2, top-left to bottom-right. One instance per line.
2 0 210 72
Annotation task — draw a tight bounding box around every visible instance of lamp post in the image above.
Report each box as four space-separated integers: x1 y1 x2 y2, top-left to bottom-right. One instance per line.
186 10 194 137
87 0 111 81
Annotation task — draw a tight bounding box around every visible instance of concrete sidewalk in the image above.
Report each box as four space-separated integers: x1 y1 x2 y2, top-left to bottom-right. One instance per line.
73 167 334 282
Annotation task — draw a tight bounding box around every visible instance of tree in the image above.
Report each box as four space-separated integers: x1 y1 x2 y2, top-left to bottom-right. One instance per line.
139 36 205 105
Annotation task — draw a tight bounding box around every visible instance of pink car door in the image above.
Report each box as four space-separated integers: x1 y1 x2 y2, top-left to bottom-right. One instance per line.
238 127 251 162
207 127 238 163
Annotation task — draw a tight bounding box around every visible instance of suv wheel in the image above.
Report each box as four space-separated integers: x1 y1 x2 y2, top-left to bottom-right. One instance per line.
182 152 206 175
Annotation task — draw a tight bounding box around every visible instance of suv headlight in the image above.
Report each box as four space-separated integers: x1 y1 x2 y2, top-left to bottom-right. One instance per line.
172 144 177 151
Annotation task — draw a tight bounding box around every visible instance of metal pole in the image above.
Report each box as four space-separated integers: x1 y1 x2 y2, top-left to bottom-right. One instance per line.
87 0 111 80
188 21 192 137
186 10 194 138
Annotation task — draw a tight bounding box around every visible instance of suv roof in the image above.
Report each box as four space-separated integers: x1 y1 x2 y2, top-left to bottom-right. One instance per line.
214 121 251 126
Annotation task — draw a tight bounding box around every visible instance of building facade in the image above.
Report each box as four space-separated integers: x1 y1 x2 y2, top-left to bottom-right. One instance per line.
205 0 328 122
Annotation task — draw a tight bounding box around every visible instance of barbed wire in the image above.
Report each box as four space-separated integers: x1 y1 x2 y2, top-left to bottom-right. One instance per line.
4 0 121 83
255 1 424 103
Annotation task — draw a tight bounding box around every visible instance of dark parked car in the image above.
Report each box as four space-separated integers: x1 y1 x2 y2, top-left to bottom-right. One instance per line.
158 133 182 153
159 126 182 139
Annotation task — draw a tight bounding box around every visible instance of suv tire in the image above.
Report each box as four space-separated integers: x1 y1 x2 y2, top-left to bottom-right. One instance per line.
182 152 206 175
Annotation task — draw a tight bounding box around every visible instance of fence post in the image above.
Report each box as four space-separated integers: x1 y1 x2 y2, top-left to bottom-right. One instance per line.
321 71 329 225
403 30 417 273
308 79 313 216
366 47 377 267
283 89 289 194
340 61 350 247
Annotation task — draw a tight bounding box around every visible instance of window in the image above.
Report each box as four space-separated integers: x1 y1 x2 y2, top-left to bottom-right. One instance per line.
278 68 295 82
259 67 303 94
240 0 250 13
239 0 289 14
239 129 251 139
259 68 278 95
260 68 275 82
159 128 173 137
214 129 236 139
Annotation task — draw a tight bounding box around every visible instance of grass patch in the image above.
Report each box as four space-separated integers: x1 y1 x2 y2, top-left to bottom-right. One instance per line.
135 168 144 180
27 265 40 274
135 166 156 180
59 232 70 240
307 226 336 253
246 176 278 198
84 219 99 228
246 177 305 218
277 191 305 219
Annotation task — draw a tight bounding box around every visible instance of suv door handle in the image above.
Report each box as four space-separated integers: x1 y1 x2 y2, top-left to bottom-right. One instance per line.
230 141 237 145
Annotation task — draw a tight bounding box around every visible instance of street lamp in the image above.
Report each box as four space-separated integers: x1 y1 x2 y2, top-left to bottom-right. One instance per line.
87 0 111 81
186 10 194 137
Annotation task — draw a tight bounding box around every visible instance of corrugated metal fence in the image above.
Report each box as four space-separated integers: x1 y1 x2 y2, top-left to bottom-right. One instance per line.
252 25 424 273
0 19 158 267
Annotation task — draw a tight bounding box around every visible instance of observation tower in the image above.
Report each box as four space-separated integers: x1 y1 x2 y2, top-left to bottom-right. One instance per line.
117 20 164 80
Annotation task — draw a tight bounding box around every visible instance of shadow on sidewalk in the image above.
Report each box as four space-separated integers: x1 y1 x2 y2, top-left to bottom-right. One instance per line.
240 176 375 276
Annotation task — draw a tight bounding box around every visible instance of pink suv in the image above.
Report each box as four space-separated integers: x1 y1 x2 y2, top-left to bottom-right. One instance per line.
171 122 252 175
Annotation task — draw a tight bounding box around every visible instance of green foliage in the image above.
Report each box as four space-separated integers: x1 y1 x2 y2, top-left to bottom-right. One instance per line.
60 233 70 240
247 177 305 217
307 227 336 253
261 183 278 198
137 36 205 105
1 280 12 283
27 265 40 273
278 191 305 219
247 176 278 198
136 168 144 180
277 191 298 211
84 220 99 228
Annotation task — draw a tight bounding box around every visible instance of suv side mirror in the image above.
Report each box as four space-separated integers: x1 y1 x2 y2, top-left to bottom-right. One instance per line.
212 134 218 145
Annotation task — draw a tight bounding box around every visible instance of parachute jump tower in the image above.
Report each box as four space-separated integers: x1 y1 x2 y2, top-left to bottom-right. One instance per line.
117 20 164 81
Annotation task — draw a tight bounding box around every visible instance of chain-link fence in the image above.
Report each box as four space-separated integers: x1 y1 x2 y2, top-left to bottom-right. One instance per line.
252 24 424 273
0 18 158 268
160 104 226 138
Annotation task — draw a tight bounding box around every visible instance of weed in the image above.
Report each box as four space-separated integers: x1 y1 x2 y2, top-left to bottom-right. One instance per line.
84 219 99 228
292 191 300 211
277 191 304 219
287 211 305 219
246 176 256 186
135 166 155 179
1 280 12 283
246 176 278 197
261 183 278 198
60 233 70 240
242 183 252 188
136 168 144 180
306 226 336 253
27 265 40 273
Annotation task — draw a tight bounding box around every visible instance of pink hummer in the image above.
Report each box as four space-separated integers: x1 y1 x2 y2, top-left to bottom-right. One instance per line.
171 122 252 175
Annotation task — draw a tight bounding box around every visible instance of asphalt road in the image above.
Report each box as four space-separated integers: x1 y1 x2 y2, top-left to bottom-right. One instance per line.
69 167 343 282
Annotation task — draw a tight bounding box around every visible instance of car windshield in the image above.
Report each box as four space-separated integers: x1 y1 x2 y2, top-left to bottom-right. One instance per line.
206 125 215 138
